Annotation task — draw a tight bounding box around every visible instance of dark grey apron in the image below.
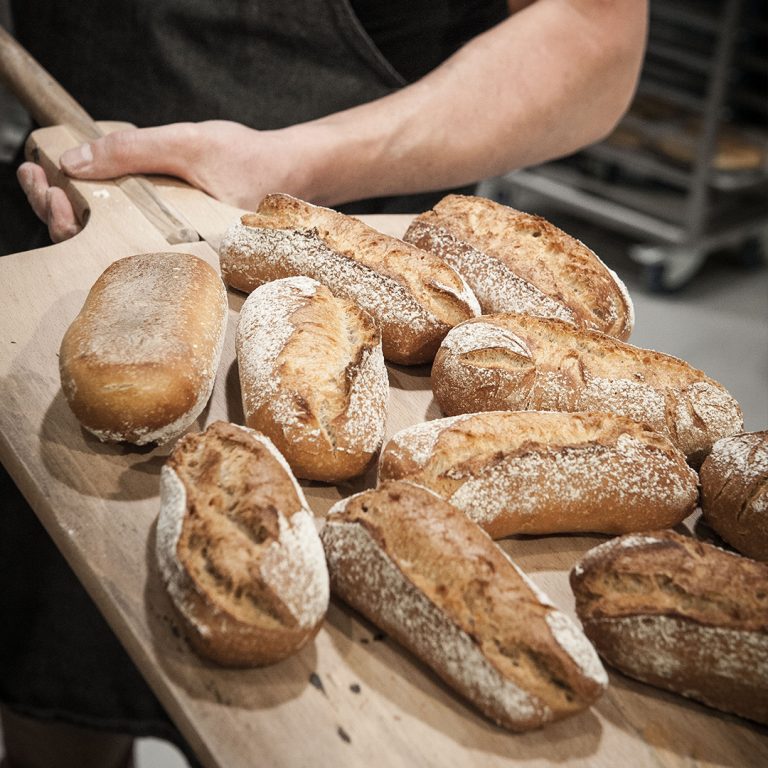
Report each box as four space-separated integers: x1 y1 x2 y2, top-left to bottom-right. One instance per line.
3 0 474 240
12 0 406 126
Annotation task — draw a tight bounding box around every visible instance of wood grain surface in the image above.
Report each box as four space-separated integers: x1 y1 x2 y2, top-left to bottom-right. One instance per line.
0 125 765 768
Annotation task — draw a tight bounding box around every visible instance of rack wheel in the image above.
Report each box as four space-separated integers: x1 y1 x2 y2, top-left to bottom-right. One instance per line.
632 245 709 293
643 263 668 293
735 237 765 269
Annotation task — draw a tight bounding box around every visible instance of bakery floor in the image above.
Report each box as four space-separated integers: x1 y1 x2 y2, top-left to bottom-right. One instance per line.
0 195 766 768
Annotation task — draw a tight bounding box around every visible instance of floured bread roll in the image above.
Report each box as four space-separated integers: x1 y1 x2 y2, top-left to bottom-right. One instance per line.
700 431 768 561
236 277 388 483
322 481 607 731
156 421 329 666
571 531 768 725
378 411 698 538
403 194 634 340
59 251 227 445
432 313 743 465
219 193 480 364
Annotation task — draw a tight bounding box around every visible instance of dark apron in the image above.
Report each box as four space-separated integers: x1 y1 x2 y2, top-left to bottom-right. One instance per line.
0 0 481 747
7 0 472 220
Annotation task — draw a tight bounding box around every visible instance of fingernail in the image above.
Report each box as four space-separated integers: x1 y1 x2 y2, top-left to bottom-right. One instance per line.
61 143 93 173
17 165 33 191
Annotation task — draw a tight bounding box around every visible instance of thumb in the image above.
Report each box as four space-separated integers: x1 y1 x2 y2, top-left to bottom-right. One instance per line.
60 124 197 181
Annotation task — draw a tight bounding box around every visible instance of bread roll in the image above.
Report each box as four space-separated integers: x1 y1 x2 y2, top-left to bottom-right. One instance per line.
700 431 768 561
432 313 743 465
403 194 634 340
156 421 329 666
219 193 480 365
321 481 607 731
570 531 768 725
59 252 227 445
236 276 388 483
378 411 698 538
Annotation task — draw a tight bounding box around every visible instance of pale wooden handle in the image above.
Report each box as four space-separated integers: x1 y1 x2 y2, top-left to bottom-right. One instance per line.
0 24 199 244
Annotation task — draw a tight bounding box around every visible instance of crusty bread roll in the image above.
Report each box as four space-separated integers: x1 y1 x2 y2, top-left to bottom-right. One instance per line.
570 531 768 725
219 193 480 365
236 276 388 483
156 421 329 666
700 431 768 561
59 252 227 445
378 411 698 538
321 481 607 731
432 313 743 465
403 194 634 340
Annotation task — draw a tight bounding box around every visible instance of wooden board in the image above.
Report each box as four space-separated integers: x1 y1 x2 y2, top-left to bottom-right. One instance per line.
1 125 766 768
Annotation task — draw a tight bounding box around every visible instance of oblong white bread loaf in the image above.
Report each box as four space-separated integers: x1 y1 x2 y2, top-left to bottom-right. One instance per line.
432 313 743 465
219 193 480 365
321 481 607 731
59 251 227 445
570 530 768 725
403 194 634 340
700 430 768 561
236 276 389 482
156 421 329 666
378 411 698 538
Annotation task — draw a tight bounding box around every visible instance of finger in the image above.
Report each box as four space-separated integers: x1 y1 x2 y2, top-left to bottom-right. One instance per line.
46 187 81 243
60 123 200 181
17 162 52 221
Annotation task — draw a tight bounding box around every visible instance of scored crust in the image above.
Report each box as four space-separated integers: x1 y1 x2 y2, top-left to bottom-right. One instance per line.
403 194 634 340
218 193 480 365
700 431 768 561
236 276 389 482
156 421 329 666
432 314 743 464
321 481 606 731
378 411 698 538
570 530 768 725
59 252 228 444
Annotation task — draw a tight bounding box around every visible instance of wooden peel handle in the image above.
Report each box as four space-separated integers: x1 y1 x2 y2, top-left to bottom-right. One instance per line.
0 24 101 141
0 24 199 244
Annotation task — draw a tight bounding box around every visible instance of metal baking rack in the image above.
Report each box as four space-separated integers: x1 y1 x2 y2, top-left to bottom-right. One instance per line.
487 0 768 291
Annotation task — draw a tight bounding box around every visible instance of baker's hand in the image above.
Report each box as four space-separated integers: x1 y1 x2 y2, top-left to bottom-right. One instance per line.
17 121 309 242
17 161 83 243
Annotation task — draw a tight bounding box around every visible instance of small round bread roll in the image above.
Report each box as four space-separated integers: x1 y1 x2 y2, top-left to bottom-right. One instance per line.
700 431 768 561
236 276 389 483
59 251 227 445
156 421 329 666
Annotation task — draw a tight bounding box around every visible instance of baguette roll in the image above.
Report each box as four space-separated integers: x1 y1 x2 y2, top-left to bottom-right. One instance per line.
219 193 480 365
432 314 743 465
156 421 329 666
236 277 388 483
570 531 768 725
59 252 227 445
700 431 768 561
321 481 607 731
378 411 698 538
403 194 634 340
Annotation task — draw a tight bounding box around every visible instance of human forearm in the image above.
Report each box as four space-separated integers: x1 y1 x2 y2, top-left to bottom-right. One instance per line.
21 0 647 238
291 0 648 205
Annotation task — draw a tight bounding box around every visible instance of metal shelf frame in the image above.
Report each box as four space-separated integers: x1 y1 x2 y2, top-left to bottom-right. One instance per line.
493 0 768 291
